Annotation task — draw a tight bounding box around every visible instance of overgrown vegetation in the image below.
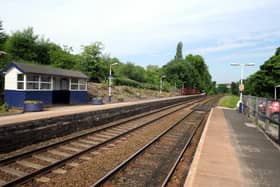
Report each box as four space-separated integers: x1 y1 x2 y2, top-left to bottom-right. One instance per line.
218 95 239 108
244 47 280 98
0 103 8 113
0 21 215 103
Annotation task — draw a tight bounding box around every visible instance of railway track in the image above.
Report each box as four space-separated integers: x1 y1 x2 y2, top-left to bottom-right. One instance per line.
91 96 219 187
0 97 206 187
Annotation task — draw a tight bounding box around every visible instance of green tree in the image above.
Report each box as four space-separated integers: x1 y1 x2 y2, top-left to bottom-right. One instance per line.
231 82 239 95
145 65 161 85
4 27 38 61
175 41 183 60
0 21 7 50
80 42 108 82
185 54 212 92
115 62 146 82
244 47 280 98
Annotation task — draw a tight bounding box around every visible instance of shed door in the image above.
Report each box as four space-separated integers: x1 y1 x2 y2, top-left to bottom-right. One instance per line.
61 78 69 90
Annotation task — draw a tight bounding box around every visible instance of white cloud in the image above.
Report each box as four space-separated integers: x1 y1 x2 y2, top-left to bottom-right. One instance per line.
0 0 279 83
1 0 279 57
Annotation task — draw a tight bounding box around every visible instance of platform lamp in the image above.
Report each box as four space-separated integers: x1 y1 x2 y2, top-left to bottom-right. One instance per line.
230 63 255 112
108 62 118 103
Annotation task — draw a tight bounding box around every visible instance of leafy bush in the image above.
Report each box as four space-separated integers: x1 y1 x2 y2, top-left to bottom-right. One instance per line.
0 103 8 112
24 100 43 104
114 77 159 90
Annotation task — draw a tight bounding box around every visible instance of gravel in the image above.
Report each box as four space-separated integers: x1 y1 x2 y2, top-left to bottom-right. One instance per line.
23 104 193 187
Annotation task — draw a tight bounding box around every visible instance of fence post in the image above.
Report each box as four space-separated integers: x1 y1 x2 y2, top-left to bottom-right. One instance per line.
248 96 251 118
265 99 270 132
255 97 258 125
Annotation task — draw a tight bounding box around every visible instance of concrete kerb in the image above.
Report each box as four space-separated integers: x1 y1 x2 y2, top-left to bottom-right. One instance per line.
184 107 214 187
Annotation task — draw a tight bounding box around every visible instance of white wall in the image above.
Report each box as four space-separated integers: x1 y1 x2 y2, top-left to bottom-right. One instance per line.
4 67 23 90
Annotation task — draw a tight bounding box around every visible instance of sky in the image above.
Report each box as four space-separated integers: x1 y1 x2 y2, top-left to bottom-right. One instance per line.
0 0 280 83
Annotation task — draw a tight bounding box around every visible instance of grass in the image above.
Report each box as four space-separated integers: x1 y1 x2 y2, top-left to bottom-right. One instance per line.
218 95 240 109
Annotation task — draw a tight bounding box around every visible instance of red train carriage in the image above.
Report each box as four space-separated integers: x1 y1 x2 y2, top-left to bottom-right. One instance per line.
181 88 201 95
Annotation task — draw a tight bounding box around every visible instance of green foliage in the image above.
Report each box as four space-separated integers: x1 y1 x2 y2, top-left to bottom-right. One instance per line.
144 65 161 85
4 27 38 61
175 41 183 60
208 81 218 95
218 95 239 108
216 84 230 93
163 44 213 93
115 62 146 82
79 42 109 82
114 77 158 90
231 82 239 95
244 47 280 98
0 22 214 93
0 103 8 112
186 54 212 91
0 21 7 50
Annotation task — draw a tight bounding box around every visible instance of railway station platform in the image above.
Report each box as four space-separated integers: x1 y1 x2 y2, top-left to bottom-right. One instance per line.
185 107 280 187
0 95 204 153
0 96 186 126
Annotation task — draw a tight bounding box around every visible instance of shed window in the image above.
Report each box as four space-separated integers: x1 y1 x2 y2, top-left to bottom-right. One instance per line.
17 74 24 90
41 75 51 82
27 75 39 81
70 78 79 90
26 74 39 90
40 75 51 90
79 79 86 90
27 82 39 89
70 78 86 90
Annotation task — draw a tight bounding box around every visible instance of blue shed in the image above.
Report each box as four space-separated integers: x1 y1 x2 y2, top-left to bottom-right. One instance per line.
0 62 88 108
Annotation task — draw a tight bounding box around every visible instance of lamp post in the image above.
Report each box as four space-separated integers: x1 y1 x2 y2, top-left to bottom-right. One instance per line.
108 62 118 103
160 75 166 94
274 85 280 100
230 63 255 112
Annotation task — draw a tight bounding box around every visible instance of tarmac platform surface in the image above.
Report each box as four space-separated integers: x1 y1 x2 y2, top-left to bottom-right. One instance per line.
185 107 280 187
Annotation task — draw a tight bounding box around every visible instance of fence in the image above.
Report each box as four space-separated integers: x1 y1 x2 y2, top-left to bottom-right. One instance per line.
243 95 280 143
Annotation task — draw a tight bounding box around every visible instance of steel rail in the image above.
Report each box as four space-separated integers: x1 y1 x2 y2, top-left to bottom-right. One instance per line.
91 110 196 187
1 98 205 186
161 111 209 187
0 97 203 165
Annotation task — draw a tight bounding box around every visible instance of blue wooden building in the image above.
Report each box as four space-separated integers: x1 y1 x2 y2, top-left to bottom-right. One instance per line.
0 62 88 108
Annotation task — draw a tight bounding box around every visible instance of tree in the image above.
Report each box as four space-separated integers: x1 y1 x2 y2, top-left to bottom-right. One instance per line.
0 21 7 49
4 27 38 61
186 54 212 92
145 65 161 85
244 47 280 98
231 82 239 95
216 84 229 93
0 21 7 50
80 42 107 82
115 62 146 82
275 47 280 56
163 59 195 88
175 41 183 60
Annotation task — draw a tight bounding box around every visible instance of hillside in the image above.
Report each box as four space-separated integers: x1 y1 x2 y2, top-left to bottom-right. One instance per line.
87 82 180 103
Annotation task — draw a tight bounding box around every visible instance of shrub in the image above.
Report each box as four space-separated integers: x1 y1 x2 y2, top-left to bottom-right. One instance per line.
114 77 159 91
0 103 8 112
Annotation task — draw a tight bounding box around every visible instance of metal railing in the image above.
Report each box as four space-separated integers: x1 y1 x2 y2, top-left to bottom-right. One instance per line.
243 95 280 143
